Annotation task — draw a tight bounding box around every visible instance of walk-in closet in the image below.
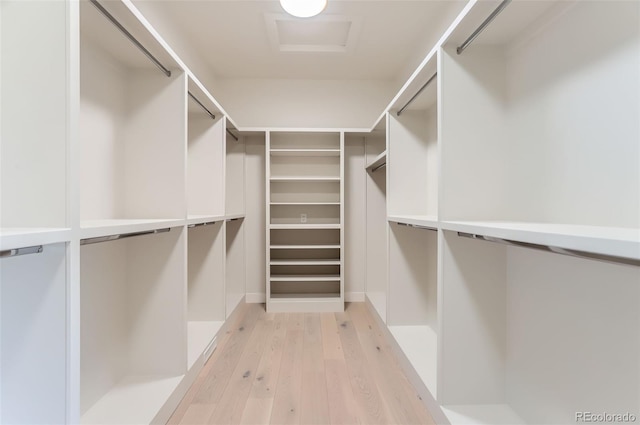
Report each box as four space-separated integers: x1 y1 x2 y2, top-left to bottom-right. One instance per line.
1 0 638 423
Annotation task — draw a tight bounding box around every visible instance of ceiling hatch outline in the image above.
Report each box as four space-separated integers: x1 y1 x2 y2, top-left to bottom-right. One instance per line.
264 13 362 53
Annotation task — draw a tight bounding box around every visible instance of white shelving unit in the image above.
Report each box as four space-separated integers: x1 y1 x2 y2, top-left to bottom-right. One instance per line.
79 0 185 235
80 229 186 424
225 218 246 318
364 119 388 323
187 221 225 368
266 132 345 312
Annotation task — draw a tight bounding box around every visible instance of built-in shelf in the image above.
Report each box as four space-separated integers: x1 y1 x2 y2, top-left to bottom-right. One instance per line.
270 259 340 266
0 227 72 251
270 176 341 182
270 274 341 281
441 404 525 425
187 321 222 369
270 244 341 250
80 376 184 425
388 325 438 399
365 150 387 171
440 221 640 261
80 219 185 239
224 213 246 221
270 202 340 206
388 215 439 230
187 215 225 226
269 224 341 230
270 293 341 299
270 149 341 157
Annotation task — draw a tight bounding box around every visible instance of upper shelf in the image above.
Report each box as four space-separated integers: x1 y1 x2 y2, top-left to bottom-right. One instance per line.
270 149 340 157
388 215 439 230
0 228 72 251
366 150 387 172
270 177 340 182
441 221 640 262
80 219 185 240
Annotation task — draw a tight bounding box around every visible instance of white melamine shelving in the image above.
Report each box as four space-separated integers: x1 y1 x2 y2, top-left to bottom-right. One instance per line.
79 0 186 228
80 229 186 424
266 131 344 312
388 325 438 399
226 218 246 318
187 215 226 226
388 215 439 230
439 0 639 230
226 120 246 217
1 0 68 237
0 228 72 251
365 150 387 171
1 243 67 425
440 230 640 424
79 219 185 239
188 78 225 219
188 222 225 368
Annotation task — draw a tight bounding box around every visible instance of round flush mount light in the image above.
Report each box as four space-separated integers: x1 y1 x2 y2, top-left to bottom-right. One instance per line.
279 0 327 18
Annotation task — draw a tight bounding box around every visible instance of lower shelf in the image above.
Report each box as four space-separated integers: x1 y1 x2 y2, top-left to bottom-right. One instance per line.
81 375 183 425
268 295 343 313
388 325 438 399
366 292 387 324
441 404 525 425
187 321 223 369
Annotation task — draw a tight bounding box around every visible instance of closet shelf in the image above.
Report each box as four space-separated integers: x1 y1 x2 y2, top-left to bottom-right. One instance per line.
270 176 340 182
270 274 341 281
270 293 341 299
80 219 185 239
270 224 341 230
388 325 438 399
440 221 640 261
441 404 525 425
80 375 184 425
270 202 340 206
388 215 439 229
270 244 340 250
224 213 245 221
187 321 223 369
270 149 341 157
187 214 225 226
365 150 387 171
0 227 72 251
270 259 340 266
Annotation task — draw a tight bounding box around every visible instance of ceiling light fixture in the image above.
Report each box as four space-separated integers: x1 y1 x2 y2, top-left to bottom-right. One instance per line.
279 0 327 18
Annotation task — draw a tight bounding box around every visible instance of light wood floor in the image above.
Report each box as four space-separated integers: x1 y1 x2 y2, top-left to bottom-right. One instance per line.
168 302 436 425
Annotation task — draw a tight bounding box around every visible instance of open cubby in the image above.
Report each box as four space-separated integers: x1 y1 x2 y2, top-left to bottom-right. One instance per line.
440 230 640 424
225 219 245 318
187 93 225 220
1 0 68 233
270 155 340 179
388 222 439 399
270 132 340 149
270 181 340 204
80 228 186 424
439 0 639 230
225 123 246 216
1 243 67 425
270 204 340 225
79 1 185 229
187 222 225 368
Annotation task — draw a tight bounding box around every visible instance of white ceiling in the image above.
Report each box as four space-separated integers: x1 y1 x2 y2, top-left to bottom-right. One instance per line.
133 0 465 80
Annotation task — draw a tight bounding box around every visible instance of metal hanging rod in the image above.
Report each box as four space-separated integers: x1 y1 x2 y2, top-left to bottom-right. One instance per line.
81 228 171 246
188 92 216 120
226 129 239 141
0 245 43 259
457 232 640 267
371 162 387 173
397 72 437 117
188 221 218 228
89 0 171 77
456 0 512 55
396 222 437 232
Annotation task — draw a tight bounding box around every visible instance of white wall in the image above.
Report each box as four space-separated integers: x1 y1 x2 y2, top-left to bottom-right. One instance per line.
215 79 396 129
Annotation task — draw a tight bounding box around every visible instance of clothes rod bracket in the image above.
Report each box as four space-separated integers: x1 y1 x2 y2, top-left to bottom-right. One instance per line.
0 245 44 258
371 162 387 173
81 228 171 246
397 72 437 116
396 222 437 232
226 129 239 141
89 0 171 77
188 92 216 120
457 232 640 267
456 0 512 55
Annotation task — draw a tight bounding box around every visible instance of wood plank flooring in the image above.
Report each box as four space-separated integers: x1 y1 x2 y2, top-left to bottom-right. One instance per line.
168 303 435 425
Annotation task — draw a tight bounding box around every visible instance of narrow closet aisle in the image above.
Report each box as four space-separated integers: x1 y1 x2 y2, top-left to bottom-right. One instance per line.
167 303 435 425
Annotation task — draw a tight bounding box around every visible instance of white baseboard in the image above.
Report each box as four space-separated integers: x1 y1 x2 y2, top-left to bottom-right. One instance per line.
245 292 365 303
